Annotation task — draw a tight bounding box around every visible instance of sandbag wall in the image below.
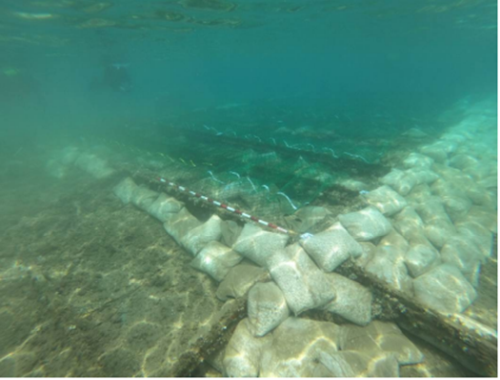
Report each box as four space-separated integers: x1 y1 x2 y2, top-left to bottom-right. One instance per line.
112 109 496 377
113 176 429 377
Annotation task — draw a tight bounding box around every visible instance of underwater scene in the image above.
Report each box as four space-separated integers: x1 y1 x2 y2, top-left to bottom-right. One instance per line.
0 0 497 377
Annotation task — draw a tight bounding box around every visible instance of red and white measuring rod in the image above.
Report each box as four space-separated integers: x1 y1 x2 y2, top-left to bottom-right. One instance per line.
156 176 292 235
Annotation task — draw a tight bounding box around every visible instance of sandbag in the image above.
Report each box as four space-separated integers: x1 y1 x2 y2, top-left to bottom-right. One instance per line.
323 273 372 326
190 241 243 282
268 244 335 315
362 185 407 216
413 264 477 314
232 223 289 267
299 223 362 272
339 207 392 241
247 282 289 337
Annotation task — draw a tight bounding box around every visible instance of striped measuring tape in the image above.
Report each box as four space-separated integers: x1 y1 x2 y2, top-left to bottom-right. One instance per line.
156 176 295 236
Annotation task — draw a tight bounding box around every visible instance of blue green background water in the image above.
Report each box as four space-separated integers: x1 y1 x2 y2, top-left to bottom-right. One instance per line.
0 0 496 147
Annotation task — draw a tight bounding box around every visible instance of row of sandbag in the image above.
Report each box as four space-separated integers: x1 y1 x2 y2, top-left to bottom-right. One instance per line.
112 176 427 377
335 113 497 314
220 317 423 377
112 177 374 329
46 146 115 179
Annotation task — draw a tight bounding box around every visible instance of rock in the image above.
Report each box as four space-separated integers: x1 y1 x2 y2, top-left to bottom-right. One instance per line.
339 207 392 241
190 241 243 282
268 244 335 315
180 214 222 256
232 223 289 267
216 263 270 301
247 282 289 337
323 273 372 326
340 321 424 365
413 264 477 314
362 185 407 216
223 319 272 377
299 223 362 272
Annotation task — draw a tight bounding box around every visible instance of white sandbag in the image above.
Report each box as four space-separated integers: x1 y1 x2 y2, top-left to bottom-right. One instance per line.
448 154 479 170
223 318 272 377
113 177 138 204
413 264 477 314
216 263 270 301
392 206 426 242
131 186 159 212
362 185 407 216
190 241 243 282
379 229 410 253
259 317 341 377
284 206 332 233
381 169 415 195
220 220 242 247
440 235 484 286
456 221 494 259
423 219 457 249
420 141 457 162
299 223 362 272
403 152 434 169
339 207 392 241
267 244 335 315
356 242 377 267
387 169 439 195
315 351 373 377
339 321 424 365
461 206 497 233
364 245 413 294
146 193 183 222
232 223 289 267
59 146 81 165
415 197 457 248
323 273 372 326
75 152 114 178
403 244 439 278
163 208 201 245
337 178 369 192
431 179 471 221
247 282 289 337
405 183 433 208
180 214 222 256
